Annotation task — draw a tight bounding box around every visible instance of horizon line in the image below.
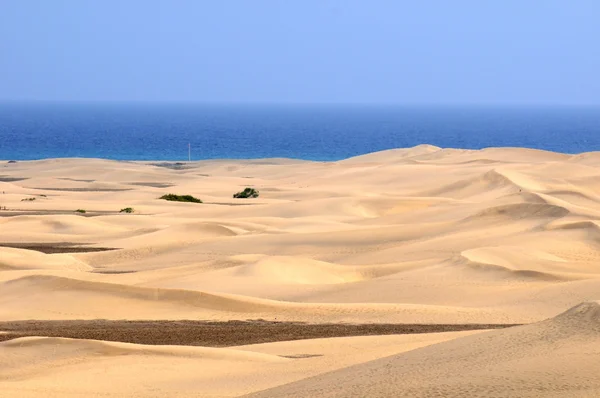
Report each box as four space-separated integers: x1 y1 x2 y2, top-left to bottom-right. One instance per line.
1 99 600 108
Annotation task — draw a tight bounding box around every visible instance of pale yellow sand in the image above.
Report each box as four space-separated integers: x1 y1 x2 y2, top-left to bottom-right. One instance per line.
0 331 481 397
247 302 600 398
2 145 600 396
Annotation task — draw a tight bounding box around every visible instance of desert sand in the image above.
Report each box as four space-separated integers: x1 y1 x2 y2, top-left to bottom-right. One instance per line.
2 145 600 396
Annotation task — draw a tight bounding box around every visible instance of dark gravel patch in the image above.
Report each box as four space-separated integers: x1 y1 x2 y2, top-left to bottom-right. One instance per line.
0 210 121 217
0 176 28 182
0 242 119 254
0 320 520 347
149 162 192 170
129 182 174 188
56 178 96 183
31 187 131 192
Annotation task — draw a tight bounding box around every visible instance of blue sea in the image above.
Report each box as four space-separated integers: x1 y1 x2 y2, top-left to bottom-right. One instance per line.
1 102 599 161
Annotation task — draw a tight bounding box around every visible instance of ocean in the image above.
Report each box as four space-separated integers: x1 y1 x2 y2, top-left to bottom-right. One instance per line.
1 102 599 161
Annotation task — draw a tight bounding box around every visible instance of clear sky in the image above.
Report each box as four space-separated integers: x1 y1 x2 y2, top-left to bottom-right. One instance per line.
1 0 599 105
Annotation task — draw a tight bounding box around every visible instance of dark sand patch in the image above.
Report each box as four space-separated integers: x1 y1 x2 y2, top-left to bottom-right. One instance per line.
0 242 119 254
205 202 261 206
0 320 519 347
0 210 121 217
0 176 28 182
91 269 137 274
281 354 324 359
31 187 131 192
57 178 96 183
129 182 175 188
150 162 193 170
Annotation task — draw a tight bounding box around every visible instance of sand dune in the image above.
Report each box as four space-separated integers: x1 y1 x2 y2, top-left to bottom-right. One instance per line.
0 247 92 271
0 331 483 397
340 144 441 164
0 273 507 323
3 146 600 396
247 301 600 397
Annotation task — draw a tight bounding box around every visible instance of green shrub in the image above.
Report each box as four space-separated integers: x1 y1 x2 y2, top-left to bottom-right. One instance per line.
120 207 134 213
233 187 259 199
159 194 202 203
21 197 36 201
75 209 86 213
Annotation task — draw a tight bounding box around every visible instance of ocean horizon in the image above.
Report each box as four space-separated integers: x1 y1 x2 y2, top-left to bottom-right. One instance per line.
1 102 600 161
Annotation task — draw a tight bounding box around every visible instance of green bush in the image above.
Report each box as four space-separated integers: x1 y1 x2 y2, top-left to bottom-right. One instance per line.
21 197 36 201
233 187 259 199
75 209 86 213
159 194 202 203
120 207 134 213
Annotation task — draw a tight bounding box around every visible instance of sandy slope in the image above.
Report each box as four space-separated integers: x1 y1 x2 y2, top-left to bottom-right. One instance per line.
0 331 481 397
2 145 600 396
247 302 600 398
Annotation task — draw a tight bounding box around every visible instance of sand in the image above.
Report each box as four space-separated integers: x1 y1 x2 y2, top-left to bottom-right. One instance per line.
2 145 600 396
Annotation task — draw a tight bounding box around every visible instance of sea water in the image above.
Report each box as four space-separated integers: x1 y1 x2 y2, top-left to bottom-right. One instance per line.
1 102 599 161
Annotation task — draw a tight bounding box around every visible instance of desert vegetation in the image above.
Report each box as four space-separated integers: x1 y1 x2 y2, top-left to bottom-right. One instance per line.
233 187 259 198
159 194 202 203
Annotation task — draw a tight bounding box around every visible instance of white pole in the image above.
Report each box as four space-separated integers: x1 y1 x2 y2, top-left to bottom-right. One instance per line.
188 143 191 162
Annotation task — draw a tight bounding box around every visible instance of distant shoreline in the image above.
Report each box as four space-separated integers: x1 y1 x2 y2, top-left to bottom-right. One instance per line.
3 145 598 163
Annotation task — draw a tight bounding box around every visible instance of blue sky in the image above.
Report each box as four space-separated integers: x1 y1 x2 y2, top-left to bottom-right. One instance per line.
1 0 599 105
